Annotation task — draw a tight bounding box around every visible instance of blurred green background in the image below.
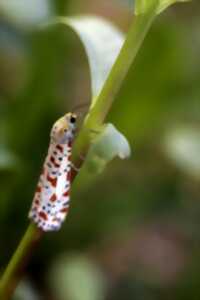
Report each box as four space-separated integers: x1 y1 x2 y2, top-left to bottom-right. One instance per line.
1 0 200 299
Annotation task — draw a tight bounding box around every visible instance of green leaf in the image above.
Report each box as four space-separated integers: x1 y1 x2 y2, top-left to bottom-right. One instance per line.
46 16 124 101
135 0 190 15
85 123 131 174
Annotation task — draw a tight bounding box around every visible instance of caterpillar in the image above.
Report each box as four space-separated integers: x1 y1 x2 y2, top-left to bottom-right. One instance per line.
28 112 77 232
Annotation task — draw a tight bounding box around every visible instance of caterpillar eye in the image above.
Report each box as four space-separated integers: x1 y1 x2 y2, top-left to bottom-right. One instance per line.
70 116 76 124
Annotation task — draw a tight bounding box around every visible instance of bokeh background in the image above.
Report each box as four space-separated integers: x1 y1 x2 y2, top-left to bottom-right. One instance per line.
1 0 200 299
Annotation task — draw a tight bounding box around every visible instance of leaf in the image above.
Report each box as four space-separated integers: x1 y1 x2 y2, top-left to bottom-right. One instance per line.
135 0 190 15
46 16 124 102
85 123 131 174
164 127 200 179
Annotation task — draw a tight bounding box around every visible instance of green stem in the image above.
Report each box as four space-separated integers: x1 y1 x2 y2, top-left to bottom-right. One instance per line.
0 6 157 300
88 11 156 126
72 6 157 162
0 223 43 300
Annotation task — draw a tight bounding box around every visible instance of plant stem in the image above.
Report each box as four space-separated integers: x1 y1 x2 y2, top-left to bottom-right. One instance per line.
0 223 43 300
72 6 157 162
88 10 156 126
0 6 157 300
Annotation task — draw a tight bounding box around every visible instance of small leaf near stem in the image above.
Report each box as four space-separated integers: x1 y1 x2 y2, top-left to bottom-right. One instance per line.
85 123 131 174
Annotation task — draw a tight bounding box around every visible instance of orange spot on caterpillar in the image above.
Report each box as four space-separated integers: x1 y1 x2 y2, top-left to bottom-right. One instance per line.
60 208 69 213
36 186 41 193
56 144 64 152
50 193 57 202
35 199 40 205
63 190 69 197
67 170 71 182
39 211 48 220
68 141 72 148
47 174 57 187
50 156 60 168
50 156 55 163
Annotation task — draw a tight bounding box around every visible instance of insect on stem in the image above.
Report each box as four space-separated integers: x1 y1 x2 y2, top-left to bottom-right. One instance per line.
29 112 77 232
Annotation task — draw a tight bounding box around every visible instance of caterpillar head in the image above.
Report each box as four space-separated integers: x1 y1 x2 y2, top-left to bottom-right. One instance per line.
50 112 77 144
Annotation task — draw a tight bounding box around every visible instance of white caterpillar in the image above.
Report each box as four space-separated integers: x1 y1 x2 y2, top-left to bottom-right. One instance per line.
29 113 77 232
